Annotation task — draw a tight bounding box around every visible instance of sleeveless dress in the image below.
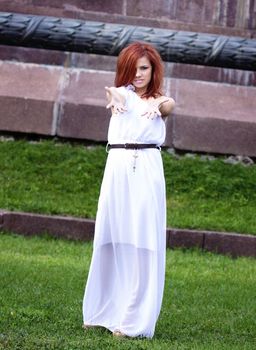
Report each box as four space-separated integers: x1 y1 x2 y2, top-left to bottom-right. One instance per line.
82 85 167 338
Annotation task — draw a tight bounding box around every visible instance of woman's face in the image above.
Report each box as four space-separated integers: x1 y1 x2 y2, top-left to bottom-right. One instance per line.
132 56 152 91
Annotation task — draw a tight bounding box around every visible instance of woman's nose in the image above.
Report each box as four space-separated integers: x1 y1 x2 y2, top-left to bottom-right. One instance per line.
135 69 141 77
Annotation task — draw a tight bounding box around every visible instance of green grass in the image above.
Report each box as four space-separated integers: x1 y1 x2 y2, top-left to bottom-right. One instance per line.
0 139 256 234
0 232 255 349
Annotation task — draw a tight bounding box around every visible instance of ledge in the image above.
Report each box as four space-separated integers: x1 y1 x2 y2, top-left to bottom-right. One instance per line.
1 61 256 156
1 210 255 258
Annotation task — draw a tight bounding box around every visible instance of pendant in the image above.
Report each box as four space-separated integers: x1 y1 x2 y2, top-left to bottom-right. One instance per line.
132 150 139 172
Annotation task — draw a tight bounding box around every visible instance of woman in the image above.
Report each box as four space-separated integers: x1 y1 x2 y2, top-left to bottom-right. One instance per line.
82 42 175 338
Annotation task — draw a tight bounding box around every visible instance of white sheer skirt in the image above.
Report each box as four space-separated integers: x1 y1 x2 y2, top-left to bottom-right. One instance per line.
82 148 166 338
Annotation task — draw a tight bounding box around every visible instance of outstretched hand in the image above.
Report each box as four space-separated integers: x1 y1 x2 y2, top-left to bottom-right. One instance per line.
141 97 170 119
105 87 127 116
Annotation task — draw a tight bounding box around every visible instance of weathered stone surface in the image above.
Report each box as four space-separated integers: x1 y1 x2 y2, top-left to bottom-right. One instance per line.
0 0 123 15
167 227 256 258
58 103 109 141
0 210 4 230
170 78 256 123
204 231 256 258
204 1 216 25
1 210 256 257
175 0 205 24
167 62 256 87
173 115 256 156
166 228 170 247
167 228 204 249
60 69 112 104
0 45 68 66
0 61 62 135
0 61 61 100
126 0 254 33
1 60 256 156
0 96 55 135
3 212 95 241
164 115 174 146
1 45 256 87
69 53 116 71
57 69 112 140
0 1 253 38
169 78 256 156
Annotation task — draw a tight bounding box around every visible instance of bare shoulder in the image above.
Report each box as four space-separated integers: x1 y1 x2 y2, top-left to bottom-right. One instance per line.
158 95 175 117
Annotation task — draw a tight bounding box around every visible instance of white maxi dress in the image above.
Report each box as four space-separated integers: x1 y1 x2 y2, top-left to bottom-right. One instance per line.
82 85 167 338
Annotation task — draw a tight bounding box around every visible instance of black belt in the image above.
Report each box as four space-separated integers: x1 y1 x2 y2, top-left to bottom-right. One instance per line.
108 143 161 150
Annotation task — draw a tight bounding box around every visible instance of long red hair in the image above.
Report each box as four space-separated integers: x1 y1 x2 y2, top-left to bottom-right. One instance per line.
114 42 164 99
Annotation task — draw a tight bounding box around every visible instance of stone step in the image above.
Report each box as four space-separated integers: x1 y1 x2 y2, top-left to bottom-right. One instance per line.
1 46 255 87
1 210 255 258
0 60 256 156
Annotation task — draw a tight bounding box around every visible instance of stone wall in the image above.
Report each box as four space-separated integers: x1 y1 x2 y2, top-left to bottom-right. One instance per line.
0 0 255 87
0 1 255 156
0 0 255 86
1 60 256 156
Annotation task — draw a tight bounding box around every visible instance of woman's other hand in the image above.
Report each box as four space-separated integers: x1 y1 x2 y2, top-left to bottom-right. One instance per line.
141 96 175 119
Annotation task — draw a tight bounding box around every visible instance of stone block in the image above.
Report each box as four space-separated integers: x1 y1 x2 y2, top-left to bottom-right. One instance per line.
1 60 256 157
204 231 256 258
2 45 255 87
58 103 109 141
0 61 61 100
0 61 62 135
33 0 123 14
2 210 255 257
0 210 4 230
69 53 117 71
166 228 170 248
3 212 95 241
167 228 204 249
0 0 123 17
0 45 68 66
0 96 55 135
176 0 205 24
167 62 256 87
226 0 237 27
57 69 112 141
164 114 174 147
60 69 113 103
169 78 256 156
203 1 216 25
173 115 256 156
127 0 167 19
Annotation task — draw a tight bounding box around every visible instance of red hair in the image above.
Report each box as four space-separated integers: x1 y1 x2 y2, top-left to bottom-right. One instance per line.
114 42 164 98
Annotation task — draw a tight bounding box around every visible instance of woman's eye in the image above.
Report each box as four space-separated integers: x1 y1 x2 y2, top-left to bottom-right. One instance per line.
141 66 148 70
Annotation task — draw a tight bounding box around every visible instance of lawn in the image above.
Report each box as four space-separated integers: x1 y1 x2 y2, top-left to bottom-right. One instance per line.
0 138 256 234
0 232 255 349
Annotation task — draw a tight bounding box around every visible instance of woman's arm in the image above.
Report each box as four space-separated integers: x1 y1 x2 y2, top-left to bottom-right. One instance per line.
105 86 127 116
158 96 175 117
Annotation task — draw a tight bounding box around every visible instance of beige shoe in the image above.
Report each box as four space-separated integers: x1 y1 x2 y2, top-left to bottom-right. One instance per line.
113 330 129 338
